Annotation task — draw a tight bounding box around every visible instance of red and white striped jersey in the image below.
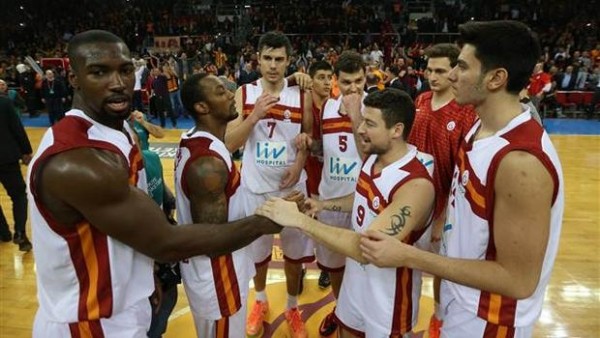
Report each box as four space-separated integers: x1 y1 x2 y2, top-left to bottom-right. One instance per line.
441 110 564 327
27 109 154 324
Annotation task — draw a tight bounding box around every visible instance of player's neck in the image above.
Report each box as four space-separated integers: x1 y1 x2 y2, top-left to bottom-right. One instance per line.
376 142 409 170
311 91 329 111
475 92 523 140
431 89 454 110
260 78 285 96
194 120 226 142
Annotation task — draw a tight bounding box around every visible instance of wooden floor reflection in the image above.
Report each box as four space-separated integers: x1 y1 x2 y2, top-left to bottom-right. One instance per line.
0 128 598 337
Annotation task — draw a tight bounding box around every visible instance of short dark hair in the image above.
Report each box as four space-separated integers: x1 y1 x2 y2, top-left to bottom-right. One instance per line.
366 73 379 86
334 51 365 77
67 30 126 72
308 60 333 78
181 73 210 120
363 88 415 140
424 43 461 66
458 20 540 94
258 31 292 57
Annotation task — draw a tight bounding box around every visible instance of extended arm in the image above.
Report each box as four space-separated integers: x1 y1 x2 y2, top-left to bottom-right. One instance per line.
39 148 279 263
360 151 554 299
186 156 280 258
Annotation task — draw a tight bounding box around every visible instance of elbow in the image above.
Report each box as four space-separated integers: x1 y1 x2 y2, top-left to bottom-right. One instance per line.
506 278 539 300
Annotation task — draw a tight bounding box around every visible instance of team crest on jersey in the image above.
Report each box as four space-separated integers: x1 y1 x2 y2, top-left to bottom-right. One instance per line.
447 121 456 131
461 170 469 186
283 109 291 122
372 196 380 209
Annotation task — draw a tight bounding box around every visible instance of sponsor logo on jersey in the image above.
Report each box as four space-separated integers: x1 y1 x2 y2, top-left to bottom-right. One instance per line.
447 121 456 131
256 141 287 166
328 157 359 182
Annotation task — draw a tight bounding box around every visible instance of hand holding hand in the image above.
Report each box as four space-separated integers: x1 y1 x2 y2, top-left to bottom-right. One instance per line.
255 197 306 228
283 190 307 213
303 198 323 218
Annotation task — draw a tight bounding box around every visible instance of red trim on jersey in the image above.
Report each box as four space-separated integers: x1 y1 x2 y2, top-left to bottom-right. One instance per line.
332 313 366 337
456 146 487 218
477 119 559 327
242 104 303 123
211 255 242 317
215 315 230 338
54 221 113 322
69 320 105 338
390 267 414 335
483 321 516 338
356 171 386 213
28 115 142 322
322 116 353 135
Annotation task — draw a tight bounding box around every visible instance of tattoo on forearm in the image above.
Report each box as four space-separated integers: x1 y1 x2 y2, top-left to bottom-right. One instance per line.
330 205 342 212
382 206 411 236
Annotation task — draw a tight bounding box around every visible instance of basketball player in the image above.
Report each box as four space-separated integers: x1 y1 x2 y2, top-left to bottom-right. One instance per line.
303 60 334 291
174 73 256 337
360 21 564 337
257 88 435 337
225 31 313 337
27 30 281 338
296 51 367 336
408 43 477 337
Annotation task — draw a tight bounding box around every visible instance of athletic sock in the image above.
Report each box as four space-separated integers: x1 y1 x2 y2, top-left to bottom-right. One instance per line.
286 294 298 310
255 290 267 303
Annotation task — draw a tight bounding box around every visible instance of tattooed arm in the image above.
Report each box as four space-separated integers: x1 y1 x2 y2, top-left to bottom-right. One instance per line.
187 156 281 258
368 178 435 240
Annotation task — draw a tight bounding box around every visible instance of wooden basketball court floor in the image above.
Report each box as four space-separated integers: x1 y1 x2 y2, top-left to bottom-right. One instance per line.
0 127 598 337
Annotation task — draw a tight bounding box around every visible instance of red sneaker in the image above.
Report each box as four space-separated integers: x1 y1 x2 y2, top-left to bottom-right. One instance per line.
428 315 443 338
246 300 269 337
318 311 338 337
284 307 308 338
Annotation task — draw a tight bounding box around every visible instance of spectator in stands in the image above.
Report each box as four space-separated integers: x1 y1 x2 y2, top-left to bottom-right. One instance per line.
555 65 577 91
527 62 552 111
40 69 68 125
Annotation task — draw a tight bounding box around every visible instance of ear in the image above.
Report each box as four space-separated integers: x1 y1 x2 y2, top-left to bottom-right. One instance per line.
194 102 209 115
68 72 78 90
486 68 508 91
391 122 405 140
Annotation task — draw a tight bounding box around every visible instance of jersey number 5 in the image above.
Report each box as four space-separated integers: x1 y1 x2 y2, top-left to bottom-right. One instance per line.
339 135 347 152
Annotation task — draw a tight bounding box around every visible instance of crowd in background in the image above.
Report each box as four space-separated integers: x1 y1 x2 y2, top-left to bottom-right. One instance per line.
0 0 598 121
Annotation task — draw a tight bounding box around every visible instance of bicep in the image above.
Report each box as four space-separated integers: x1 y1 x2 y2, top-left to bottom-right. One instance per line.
368 178 434 241
43 150 172 253
493 152 553 280
186 157 230 224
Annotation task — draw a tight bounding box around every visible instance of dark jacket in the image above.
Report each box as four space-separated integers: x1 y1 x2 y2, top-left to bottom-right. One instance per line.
0 97 32 165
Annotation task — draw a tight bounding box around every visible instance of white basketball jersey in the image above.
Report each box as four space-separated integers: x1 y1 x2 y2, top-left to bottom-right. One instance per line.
441 110 564 327
240 79 307 193
318 94 363 200
27 109 154 323
347 145 432 334
174 129 254 320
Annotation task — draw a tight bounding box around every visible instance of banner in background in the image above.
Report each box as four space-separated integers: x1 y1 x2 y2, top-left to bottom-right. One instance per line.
153 36 181 53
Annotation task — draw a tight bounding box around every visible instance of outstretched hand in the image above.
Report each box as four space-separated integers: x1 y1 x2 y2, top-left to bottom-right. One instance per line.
283 190 307 213
255 197 306 228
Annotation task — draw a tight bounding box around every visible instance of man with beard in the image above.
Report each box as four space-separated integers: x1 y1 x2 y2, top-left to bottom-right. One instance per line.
27 30 281 338
257 89 435 337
